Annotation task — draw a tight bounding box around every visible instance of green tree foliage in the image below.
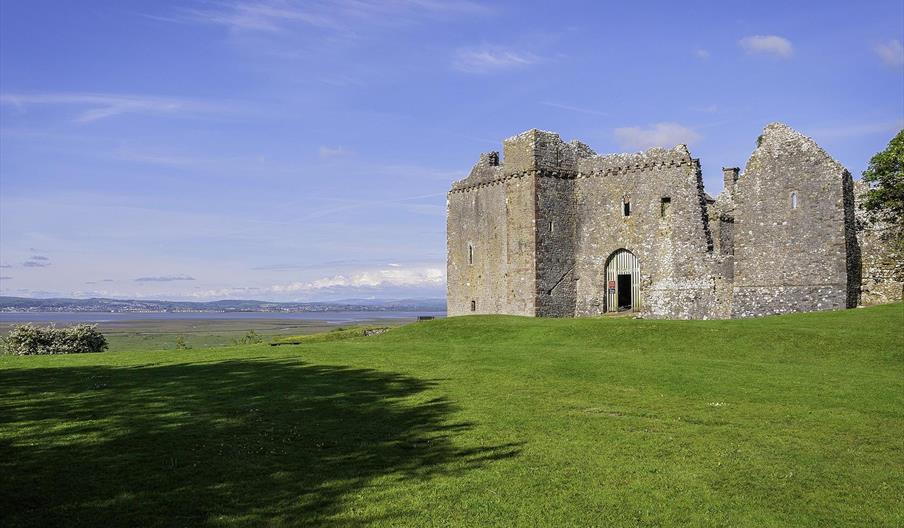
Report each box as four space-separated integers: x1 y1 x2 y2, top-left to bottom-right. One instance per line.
860 129 904 285
861 129 904 247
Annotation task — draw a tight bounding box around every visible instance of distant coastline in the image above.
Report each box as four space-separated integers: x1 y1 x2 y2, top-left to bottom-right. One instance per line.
0 296 446 314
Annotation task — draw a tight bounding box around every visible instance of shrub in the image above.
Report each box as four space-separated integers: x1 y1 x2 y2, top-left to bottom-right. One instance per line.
4 323 108 355
175 335 192 350
233 329 263 345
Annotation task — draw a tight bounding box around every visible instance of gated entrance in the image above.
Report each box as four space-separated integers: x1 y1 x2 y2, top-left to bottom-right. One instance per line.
605 249 639 312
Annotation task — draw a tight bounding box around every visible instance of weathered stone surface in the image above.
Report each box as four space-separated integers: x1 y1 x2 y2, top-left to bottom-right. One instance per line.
447 122 886 319
731 123 859 317
854 180 904 305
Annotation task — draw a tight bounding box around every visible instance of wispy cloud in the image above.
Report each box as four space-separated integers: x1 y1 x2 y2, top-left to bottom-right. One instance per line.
739 35 793 59
613 122 702 150
0 92 235 123
695 48 710 60
0 276 12 280
539 101 607 117
22 255 51 268
173 0 489 34
691 104 719 113
874 39 904 68
319 145 350 158
452 47 539 74
179 2 340 32
134 275 197 282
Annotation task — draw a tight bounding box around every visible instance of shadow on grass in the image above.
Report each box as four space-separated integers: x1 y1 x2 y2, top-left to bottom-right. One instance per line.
0 359 520 527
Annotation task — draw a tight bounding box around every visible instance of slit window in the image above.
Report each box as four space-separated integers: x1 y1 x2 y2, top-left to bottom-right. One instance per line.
468 243 474 265
549 220 555 234
470 300 476 312
790 192 798 209
660 197 671 218
622 198 631 217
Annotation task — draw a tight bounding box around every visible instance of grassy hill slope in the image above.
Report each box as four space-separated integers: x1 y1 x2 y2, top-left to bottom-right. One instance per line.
1 304 902 527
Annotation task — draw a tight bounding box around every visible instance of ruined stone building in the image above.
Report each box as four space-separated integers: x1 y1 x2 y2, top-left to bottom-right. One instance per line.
446 122 902 319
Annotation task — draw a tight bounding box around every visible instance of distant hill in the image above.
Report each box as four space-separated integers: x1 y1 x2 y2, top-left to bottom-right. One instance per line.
0 296 446 313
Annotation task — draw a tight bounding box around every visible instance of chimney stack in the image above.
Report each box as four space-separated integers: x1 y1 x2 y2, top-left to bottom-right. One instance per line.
722 167 740 195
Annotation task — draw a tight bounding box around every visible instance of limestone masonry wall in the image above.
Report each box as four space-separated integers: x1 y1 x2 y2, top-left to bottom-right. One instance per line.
447 122 894 319
854 180 904 305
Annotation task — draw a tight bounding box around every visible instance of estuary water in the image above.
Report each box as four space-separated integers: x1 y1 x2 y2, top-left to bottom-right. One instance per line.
0 311 446 325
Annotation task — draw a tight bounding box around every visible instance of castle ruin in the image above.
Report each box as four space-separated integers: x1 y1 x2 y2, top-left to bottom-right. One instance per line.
446 122 901 319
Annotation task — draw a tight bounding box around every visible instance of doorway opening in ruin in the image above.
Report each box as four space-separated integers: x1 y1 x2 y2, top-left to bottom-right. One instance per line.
606 249 639 313
617 274 632 310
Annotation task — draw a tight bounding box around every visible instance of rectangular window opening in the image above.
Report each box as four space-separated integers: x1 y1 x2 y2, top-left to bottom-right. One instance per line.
549 220 555 234
468 243 473 265
623 201 631 217
660 197 671 218
470 300 476 312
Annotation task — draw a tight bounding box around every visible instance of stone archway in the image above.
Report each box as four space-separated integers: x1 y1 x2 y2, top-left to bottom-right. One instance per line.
605 249 639 312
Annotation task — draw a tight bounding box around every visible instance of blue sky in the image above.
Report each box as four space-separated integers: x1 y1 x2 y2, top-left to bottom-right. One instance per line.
1 0 902 301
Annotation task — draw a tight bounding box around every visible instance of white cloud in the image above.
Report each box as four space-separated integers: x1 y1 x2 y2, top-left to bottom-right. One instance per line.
177 265 445 300
695 48 710 60
739 35 793 59
613 122 702 150
272 266 444 292
874 39 904 68
452 48 539 74
0 92 232 123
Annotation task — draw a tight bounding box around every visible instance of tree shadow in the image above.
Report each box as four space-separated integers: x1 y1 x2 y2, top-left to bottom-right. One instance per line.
0 359 520 527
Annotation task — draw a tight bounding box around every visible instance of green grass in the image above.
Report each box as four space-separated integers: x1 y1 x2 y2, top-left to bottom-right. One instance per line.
1 305 902 527
270 326 389 345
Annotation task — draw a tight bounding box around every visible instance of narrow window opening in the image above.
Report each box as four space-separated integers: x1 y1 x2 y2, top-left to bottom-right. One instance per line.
549 220 555 234
660 197 671 218
790 192 798 209
470 300 476 312
468 243 473 265
623 199 631 217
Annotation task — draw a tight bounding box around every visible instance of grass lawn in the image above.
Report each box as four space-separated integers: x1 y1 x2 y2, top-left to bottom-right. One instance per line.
1 304 902 527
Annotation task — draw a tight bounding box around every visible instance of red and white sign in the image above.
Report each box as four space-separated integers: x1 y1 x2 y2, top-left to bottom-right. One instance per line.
608 280 616 288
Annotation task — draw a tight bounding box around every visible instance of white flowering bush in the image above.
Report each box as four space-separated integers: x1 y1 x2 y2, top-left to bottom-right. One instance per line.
4 323 108 355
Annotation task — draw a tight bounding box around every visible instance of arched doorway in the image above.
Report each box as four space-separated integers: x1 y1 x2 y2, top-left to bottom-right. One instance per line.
605 249 639 312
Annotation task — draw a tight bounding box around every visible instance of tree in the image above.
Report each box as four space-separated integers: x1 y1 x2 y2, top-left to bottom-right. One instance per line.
861 129 904 253
861 129 904 223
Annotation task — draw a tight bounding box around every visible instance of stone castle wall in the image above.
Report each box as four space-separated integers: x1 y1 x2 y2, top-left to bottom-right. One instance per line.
446 151 536 317
731 123 858 317
448 123 891 320
572 147 727 319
